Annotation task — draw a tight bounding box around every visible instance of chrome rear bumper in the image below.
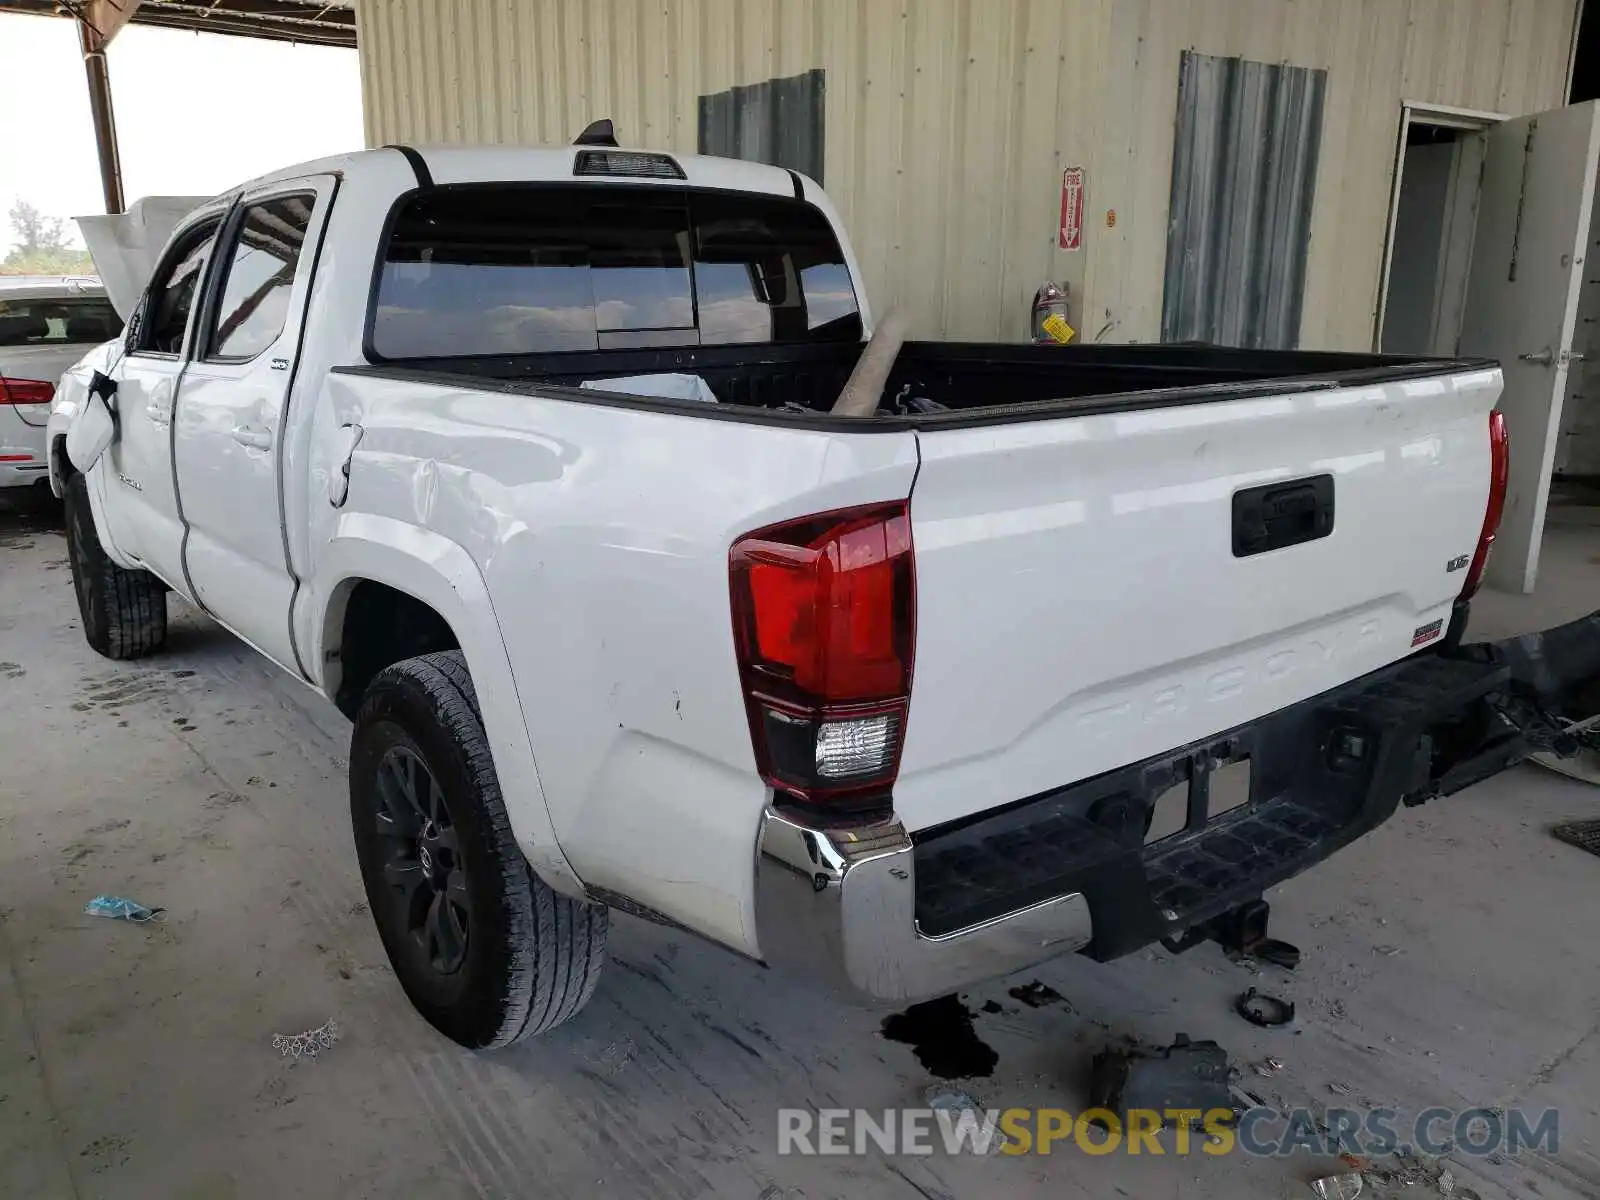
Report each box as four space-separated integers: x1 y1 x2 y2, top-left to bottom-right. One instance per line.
753 806 1093 1003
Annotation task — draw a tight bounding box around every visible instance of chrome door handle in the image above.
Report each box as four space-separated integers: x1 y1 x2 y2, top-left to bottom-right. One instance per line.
231 425 272 451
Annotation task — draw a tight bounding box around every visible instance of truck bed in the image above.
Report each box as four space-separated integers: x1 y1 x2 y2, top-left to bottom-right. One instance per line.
339 340 1492 428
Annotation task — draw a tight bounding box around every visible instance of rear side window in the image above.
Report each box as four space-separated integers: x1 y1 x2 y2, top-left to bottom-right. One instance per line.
205 194 315 361
0 296 121 347
370 184 861 360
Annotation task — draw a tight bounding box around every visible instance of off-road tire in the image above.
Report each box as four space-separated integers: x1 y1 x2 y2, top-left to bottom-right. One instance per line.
63 470 167 659
350 650 608 1048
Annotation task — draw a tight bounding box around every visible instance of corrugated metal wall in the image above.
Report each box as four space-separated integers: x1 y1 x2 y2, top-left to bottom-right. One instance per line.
1163 52 1327 348
698 69 826 182
355 0 1580 349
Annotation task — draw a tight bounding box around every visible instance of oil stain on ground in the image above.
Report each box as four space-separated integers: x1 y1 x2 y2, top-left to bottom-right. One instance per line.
880 994 997 1079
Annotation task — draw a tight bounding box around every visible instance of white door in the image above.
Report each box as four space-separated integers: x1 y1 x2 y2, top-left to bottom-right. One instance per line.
1459 101 1600 593
102 211 228 595
174 179 333 675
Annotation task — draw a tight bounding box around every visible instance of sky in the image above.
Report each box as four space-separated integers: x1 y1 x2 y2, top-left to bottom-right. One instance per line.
0 12 363 254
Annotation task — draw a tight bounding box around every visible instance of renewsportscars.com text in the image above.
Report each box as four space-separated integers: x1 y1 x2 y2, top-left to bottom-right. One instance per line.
777 1105 1558 1158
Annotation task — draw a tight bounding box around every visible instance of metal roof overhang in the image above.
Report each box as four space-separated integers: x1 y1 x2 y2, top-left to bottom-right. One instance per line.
0 0 355 48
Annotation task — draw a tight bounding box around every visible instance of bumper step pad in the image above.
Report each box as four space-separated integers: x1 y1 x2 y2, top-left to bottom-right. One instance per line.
1145 798 1339 918
913 652 1511 957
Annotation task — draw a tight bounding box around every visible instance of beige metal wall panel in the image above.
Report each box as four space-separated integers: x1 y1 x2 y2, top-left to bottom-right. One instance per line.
356 0 1580 348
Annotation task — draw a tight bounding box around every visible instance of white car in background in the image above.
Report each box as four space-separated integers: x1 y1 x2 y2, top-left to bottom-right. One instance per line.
0 276 122 497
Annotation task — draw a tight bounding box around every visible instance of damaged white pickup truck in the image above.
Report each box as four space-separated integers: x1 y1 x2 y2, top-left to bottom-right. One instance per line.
50 136 1600 1049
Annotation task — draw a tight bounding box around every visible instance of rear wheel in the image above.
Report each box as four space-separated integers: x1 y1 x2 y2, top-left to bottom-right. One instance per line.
350 650 607 1048
63 471 167 659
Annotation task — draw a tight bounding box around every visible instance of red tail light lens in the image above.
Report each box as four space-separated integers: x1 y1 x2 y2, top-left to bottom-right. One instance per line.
1460 410 1509 601
730 501 915 809
0 376 54 405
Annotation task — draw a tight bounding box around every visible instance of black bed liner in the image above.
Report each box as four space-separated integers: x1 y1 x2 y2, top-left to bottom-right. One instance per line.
332 341 1495 433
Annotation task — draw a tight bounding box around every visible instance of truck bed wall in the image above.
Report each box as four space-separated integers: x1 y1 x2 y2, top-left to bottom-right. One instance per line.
360 342 1459 418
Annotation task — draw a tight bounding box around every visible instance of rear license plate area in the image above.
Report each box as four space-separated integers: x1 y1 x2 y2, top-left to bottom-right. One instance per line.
1144 757 1253 845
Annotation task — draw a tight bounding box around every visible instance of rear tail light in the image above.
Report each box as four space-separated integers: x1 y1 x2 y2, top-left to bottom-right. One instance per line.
1459 410 1509 600
0 376 54 406
730 500 915 810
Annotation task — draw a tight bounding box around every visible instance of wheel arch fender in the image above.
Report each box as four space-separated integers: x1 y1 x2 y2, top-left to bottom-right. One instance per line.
307 512 584 897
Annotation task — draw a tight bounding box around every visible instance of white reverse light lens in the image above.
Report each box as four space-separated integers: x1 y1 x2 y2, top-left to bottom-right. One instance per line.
815 714 899 779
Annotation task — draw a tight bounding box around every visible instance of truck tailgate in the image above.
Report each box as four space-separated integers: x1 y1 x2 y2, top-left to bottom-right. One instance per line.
895 366 1501 832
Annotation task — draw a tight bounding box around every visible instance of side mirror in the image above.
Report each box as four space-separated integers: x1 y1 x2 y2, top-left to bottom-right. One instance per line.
88 370 119 409
66 371 119 471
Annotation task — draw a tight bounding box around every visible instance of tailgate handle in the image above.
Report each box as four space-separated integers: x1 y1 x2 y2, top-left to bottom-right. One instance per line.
1232 474 1335 557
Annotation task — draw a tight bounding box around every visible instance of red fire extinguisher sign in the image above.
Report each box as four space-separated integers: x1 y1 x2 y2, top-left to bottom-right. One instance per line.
1059 166 1085 251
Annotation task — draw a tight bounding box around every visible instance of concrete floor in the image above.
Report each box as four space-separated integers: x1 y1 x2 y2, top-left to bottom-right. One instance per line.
2 494 1598 1200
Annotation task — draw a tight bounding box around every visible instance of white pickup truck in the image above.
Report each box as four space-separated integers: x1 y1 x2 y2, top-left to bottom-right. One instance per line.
49 138 1600 1050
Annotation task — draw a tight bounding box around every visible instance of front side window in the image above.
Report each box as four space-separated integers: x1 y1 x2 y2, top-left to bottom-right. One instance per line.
140 219 221 355
206 194 315 361
370 185 861 360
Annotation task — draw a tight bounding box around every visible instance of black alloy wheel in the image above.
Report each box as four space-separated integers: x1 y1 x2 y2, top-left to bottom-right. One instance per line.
374 744 471 976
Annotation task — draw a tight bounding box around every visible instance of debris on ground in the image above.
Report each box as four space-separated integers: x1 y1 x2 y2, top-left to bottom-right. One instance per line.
1253 1056 1285 1077
1231 1083 1271 1111
1360 1151 1469 1194
1551 817 1600 857
1309 1172 1363 1199
84 894 163 922
1007 980 1067 1009
272 1019 340 1059
922 1086 1006 1155
1327 1080 1351 1096
1089 1033 1233 1124
923 1084 983 1109
1530 712 1600 785
1235 986 1295 1027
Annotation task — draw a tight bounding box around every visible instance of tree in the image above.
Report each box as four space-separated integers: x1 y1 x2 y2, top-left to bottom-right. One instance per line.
2 199 94 276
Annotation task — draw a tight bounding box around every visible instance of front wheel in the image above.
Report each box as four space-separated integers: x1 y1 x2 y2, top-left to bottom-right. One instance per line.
63 470 167 659
350 650 608 1048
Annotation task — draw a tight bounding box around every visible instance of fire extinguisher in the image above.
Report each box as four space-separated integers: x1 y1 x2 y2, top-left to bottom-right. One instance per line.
1031 281 1075 344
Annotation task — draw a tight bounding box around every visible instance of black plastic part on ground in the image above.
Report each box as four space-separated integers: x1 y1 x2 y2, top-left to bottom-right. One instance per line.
1552 818 1600 858
1234 987 1295 1028
1089 1035 1233 1122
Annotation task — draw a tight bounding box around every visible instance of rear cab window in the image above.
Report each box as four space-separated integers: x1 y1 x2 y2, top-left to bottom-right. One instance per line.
369 184 861 361
0 294 122 346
